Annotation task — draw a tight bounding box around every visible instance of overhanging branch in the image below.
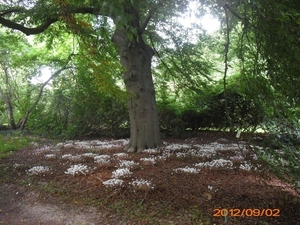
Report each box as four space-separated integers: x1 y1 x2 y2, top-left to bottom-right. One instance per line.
0 6 102 35
0 16 58 35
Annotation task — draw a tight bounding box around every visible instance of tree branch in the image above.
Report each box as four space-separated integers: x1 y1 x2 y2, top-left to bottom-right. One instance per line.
18 55 73 129
224 4 244 21
140 3 163 33
0 7 102 35
0 16 58 35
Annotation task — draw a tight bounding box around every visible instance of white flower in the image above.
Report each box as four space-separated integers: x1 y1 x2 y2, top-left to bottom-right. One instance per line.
208 185 213 190
176 152 188 158
173 166 200 174
239 163 252 171
94 155 111 164
130 179 154 190
61 154 72 159
140 157 156 165
143 149 160 154
195 159 233 168
113 153 129 158
13 163 22 168
45 154 56 159
112 168 132 178
28 166 50 175
30 142 39 147
165 143 191 150
102 178 124 187
65 164 89 176
64 143 74 149
71 155 82 161
82 153 97 157
229 156 244 161
61 154 81 161
117 160 139 168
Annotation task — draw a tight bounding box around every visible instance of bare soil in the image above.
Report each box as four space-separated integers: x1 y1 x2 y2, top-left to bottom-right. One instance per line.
0 131 299 225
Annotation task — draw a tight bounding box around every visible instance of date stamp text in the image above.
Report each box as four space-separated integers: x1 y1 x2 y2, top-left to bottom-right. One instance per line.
213 208 280 217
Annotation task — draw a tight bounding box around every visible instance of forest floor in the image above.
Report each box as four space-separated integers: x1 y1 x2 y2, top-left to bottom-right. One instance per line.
0 131 299 225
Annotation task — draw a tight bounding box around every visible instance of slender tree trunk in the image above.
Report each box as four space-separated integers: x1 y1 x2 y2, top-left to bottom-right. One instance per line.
112 29 161 152
18 64 71 130
0 64 17 129
6 99 17 129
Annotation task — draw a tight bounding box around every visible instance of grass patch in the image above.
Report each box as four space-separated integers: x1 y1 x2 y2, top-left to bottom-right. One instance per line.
0 131 38 159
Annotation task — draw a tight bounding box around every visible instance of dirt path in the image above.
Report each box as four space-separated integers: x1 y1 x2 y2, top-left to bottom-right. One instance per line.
0 184 125 225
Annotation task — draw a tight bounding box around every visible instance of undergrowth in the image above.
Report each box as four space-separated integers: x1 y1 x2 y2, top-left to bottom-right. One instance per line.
0 131 39 159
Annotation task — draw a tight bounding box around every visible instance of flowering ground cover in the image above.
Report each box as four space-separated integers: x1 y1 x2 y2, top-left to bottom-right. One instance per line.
0 131 299 224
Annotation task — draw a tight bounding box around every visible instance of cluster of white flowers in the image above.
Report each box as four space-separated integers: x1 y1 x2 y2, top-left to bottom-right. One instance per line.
175 152 188 158
239 163 252 171
143 149 160 154
198 147 217 156
101 143 120 149
30 142 39 147
173 166 200 174
102 178 124 187
229 156 244 161
155 155 168 161
61 154 72 159
140 157 156 165
94 155 111 164
55 142 64 149
113 153 128 158
195 159 233 168
112 168 132 178
61 154 81 161
130 179 154 190
13 163 22 168
165 143 190 150
81 153 97 158
65 164 89 176
57 139 129 150
110 139 129 146
28 166 50 175
33 146 51 153
44 154 56 159
63 143 74 149
118 160 139 168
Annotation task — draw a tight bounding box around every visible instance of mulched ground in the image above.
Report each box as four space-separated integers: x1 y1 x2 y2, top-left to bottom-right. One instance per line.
0 131 299 225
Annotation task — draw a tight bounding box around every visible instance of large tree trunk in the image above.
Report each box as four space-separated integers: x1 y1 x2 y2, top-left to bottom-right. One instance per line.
112 29 161 152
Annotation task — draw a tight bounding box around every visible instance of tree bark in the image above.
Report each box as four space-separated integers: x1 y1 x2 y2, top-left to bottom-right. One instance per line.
112 29 161 152
0 64 17 129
